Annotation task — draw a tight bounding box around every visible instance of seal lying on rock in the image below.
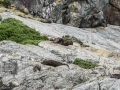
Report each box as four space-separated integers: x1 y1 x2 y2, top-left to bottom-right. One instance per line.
41 60 69 68
111 74 120 79
50 37 73 46
40 19 52 23
53 38 64 44
49 37 55 41
61 40 73 46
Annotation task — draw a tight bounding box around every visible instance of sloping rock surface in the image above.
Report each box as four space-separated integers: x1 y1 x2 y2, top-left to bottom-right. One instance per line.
1 11 120 52
0 11 120 90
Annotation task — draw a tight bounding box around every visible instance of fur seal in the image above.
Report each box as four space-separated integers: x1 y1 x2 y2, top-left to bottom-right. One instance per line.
51 38 73 46
41 60 69 68
53 38 64 44
110 74 120 79
40 19 52 23
61 40 73 46
49 37 55 41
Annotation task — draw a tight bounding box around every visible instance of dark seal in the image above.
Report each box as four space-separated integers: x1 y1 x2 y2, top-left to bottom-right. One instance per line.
51 38 73 46
110 74 120 79
41 60 69 68
61 40 73 46
40 19 52 23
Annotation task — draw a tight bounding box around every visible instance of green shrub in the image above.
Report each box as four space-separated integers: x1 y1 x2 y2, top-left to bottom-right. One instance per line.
0 18 48 45
2 0 11 8
73 58 98 69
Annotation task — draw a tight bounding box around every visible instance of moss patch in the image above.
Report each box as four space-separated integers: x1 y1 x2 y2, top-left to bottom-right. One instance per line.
73 58 98 69
0 18 48 45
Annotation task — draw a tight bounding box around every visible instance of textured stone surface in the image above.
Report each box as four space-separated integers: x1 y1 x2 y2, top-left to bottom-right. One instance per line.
0 40 119 90
104 4 120 26
79 11 107 28
9 0 109 27
110 0 120 10
0 11 120 90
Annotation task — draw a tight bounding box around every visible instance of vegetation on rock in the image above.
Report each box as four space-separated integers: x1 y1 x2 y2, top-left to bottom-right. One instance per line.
62 35 89 47
0 18 48 45
73 58 98 69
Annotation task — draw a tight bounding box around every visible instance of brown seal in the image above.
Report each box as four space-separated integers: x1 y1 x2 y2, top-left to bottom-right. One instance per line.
110 74 120 79
49 37 55 41
61 40 73 46
53 38 64 44
40 19 52 23
41 60 69 68
52 38 73 46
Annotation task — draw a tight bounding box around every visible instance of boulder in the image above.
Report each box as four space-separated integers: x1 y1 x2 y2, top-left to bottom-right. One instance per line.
79 11 107 28
23 8 29 14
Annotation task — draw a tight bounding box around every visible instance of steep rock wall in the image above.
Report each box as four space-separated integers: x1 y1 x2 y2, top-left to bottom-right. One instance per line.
104 0 120 26
10 0 109 27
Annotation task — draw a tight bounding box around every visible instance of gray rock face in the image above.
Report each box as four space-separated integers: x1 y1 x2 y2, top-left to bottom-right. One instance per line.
0 41 92 90
104 1 120 26
79 11 107 28
110 0 120 10
0 11 120 90
10 0 109 27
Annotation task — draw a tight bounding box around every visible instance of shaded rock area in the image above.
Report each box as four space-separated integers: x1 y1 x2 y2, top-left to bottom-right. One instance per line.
104 0 120 26
79 11 107 28
0 11 120 90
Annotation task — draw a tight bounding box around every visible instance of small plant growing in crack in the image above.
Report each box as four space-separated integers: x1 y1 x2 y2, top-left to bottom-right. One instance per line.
73 58 98 69
62 35 89 47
